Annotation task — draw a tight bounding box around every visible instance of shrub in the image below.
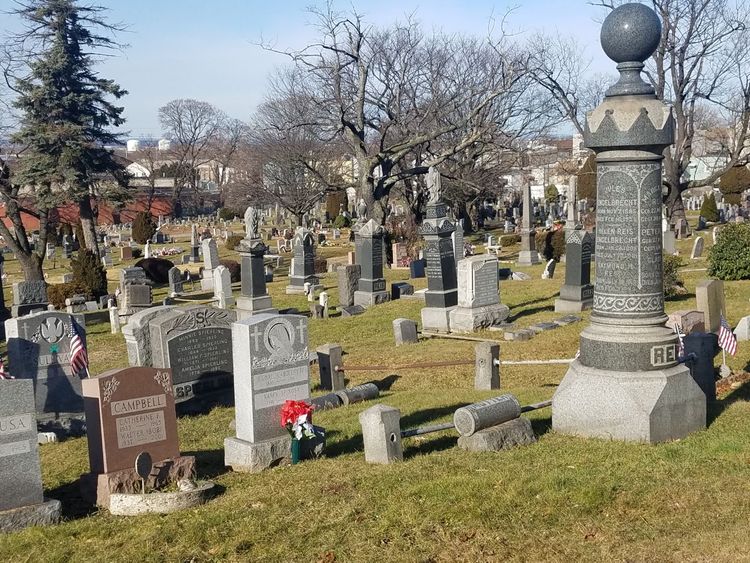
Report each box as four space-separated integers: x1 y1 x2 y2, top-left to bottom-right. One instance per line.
719 165 750 206
71 250 108 300
663 253 686 297
48 282 83 310
135 258 174 284
218 207 238 221
699 193 719 223
544 184 559 202
708 222 750 280
535 229 566 261
225 234 243 251
132 211 157 244
499 234 521 246
333 214 351 229
219 259 241 283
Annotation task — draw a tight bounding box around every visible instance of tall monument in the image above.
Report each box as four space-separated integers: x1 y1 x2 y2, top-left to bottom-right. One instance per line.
236 206 277 319
517 174 540 266
552 3 706 443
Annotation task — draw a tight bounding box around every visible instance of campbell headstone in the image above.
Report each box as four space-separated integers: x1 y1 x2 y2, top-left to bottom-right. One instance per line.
149 306 236 407
5 311 86 431
449 254 509 332
225 314 311 472
0 379 61 531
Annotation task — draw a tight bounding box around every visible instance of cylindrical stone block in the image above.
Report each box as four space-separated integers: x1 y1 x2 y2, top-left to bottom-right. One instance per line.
475 342 500 390
335 383 379 406
453 394 521 437
310 393 343 412
359 404 402 464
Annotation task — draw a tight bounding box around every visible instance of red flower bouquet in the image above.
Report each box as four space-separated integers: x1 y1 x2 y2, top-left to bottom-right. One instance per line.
280 400 315 441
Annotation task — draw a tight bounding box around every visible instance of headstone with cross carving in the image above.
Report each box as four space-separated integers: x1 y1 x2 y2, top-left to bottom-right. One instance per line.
225 313 311 473
5 311 86 433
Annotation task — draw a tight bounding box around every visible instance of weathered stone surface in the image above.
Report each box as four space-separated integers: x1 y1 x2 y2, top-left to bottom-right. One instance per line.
690 236 705 259
420 306 453 334
286 228 319 293
336 265 360 308
353 220 389 307
457 417 536 452
555 229 594 312
0 499 61 533
474 342 500 390
734 316 750 341
13 281 48 305
108 481 215 516
224 434 291 473
390 282 414 300
340 305 365 317
335 383 380 406
393 318 418 346
454 395 521 436
667 310 705 335
359 404 402 464
316 344 344 391
122 305 177 366
696 280 724 333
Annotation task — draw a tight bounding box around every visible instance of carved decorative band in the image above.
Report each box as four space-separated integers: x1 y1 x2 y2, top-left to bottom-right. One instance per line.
593 292 663 314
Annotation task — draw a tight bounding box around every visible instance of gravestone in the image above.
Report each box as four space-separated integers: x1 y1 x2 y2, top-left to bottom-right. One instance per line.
120 246 133 261
393 318 418 346
285 227 320 294
354 220 390 307
12 281 48 317
421 167 458 333
122 305 177 367
119 284 152 316
691 236 704 259
449 254 509 332
517 176 541 266
168 267 183 295
452 220 465 268
149 306 236 407
336 265 360 308
554 229 594 312
340 305 365 317
667 310 705 335
391 281 414 300
392 243 409 269
0 379 61 532
213 265 234 309
552 3 706 443
541 259 557 279
663 229 676 254
409 259 426 279
316 343 344 391
200 238 220 290
189 224 200 263
734 316 750 341
236 207 277 319
80 367 194 508
695 279 724 333
5 311 86 431
225 314 312 473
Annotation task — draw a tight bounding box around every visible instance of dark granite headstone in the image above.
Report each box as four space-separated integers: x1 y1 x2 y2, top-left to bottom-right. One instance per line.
341 305 366 317
391 282 415 300
409 259 426 279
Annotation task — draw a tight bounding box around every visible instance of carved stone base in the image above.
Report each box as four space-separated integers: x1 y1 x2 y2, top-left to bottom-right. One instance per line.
224 435 291 473
0 499 61 533
235 295 277 320
285 283 322 295
421 306 455 334
80 455 196 508
449 304 510 333
457 417 536 452
552 360 706 443
554 298 593 313
353 290 390 308
517 250 541 266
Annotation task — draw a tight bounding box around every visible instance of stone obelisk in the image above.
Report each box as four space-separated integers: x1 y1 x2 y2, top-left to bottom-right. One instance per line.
516 175 540 266
552 3 705 443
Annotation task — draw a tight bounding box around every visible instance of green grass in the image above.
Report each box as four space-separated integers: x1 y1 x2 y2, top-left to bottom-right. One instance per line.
1 217 749 562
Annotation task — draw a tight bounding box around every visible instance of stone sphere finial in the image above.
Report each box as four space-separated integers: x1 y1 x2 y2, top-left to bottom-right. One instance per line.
600 3 661 64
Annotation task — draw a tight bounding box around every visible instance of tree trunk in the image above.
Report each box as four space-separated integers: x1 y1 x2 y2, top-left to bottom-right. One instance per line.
17 253 44 281
78 195 100 255
296 212 304 227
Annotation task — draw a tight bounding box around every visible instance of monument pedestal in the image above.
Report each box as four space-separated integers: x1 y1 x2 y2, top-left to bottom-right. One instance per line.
285 280 321 295
0 499 61 533
449 303 510 333
516 249 540 266
235 295 277 320
421 306 455 333
80 455 196 508
554 283 594 312
224 435 292 473
353 290 389 308
554 298 592 313
552 360 706 443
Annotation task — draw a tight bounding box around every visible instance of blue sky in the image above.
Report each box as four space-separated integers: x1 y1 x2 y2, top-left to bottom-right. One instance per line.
1 0 613 137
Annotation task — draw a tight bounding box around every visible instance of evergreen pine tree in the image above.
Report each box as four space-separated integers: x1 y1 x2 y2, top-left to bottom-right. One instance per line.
11 0 128 260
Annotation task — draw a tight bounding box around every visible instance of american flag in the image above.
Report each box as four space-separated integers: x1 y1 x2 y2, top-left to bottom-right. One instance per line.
0 355 11 379
718 314 737 356
70 324 89 378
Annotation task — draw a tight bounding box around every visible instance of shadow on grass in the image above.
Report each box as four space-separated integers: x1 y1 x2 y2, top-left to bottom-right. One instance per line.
184 448 230 480
509 293 558 310
368 374 401 391
400 403 469 429
403 435 456 459
665 292 696 304
530 415 552 437
47 480 98 521
323 429 362 457
510 305 555 322
708 378 750 426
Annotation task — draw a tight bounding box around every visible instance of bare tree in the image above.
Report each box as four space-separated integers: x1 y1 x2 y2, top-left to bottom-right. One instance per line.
261 7 538 224
535 0 750 222
207 117 248 208
158 98 223 214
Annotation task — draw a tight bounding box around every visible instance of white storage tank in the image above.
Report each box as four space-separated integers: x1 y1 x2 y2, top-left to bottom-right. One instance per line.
126 139 140 152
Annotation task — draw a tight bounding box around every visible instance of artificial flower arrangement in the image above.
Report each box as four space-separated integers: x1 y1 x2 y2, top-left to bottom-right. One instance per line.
280 400 316 463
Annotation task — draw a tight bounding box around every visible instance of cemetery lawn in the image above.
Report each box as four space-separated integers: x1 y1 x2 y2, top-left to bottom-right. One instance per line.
2 219 750 562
